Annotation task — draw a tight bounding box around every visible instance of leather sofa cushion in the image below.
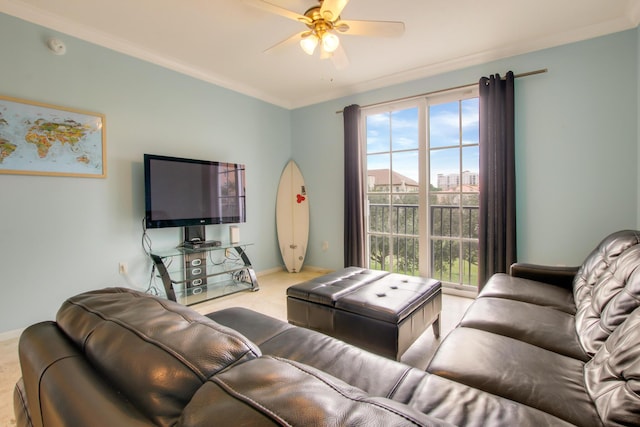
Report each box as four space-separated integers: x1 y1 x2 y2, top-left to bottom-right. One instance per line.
208 307 429 403
179 356 453 427
584 306 640 426
427 327 601 427
459 297 588 361
56 288 261 427
480 273 576 313
575 243 640 356
286 267 388 306
408 374 575 427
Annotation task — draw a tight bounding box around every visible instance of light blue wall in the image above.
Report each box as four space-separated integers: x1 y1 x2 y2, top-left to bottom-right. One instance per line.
293 29 638 269
0 13 291 332
1 12 638 334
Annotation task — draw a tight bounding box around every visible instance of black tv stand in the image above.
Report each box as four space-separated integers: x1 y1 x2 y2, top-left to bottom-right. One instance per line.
182 225 223 249
183 225 206 243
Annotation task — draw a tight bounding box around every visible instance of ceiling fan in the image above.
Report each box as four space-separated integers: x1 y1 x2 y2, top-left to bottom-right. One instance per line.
244 0 405 68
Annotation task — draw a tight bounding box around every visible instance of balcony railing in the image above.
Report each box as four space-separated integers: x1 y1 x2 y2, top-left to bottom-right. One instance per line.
368 204 479 287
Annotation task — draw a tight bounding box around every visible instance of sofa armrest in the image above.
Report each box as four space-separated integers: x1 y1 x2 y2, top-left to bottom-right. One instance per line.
19 321 154 427
509 263 579 290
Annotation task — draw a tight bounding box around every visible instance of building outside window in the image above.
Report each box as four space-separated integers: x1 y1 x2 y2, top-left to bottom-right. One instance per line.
363 89 479 292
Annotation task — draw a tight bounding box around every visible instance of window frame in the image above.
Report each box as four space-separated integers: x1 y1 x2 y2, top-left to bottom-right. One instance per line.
360 86 479 291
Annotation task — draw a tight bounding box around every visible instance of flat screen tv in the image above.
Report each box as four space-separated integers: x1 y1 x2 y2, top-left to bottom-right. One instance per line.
144 154 246 229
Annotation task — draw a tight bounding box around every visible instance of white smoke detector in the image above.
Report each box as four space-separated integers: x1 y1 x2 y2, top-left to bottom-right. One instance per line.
47 38 66 55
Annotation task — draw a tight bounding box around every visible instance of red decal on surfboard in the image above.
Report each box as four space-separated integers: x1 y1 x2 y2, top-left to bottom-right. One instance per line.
296 194 306 204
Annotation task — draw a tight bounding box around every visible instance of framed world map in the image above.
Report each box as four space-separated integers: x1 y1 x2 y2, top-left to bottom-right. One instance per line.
0 95 106 178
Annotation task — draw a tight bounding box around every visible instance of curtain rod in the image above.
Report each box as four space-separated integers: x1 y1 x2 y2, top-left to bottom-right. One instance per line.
336 68 547 114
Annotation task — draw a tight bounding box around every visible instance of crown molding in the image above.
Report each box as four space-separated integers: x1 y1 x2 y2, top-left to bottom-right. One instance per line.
0 0 293 108
3 0 637 111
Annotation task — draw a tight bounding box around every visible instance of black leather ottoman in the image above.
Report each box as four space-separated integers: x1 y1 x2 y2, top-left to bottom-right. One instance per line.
286 267 442 360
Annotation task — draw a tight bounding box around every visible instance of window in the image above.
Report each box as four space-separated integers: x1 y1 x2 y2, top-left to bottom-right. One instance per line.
363 89 479 290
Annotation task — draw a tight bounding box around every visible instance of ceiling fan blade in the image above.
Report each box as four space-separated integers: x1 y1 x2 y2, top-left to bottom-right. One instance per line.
243 0 311 24
336 19 405 37
319 44 349 70
330 44 349 70
320 48 331 60
320 0 350 22
264 31 307 54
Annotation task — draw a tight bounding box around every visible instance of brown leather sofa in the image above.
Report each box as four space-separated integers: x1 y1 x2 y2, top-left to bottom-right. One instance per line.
13 230 640 426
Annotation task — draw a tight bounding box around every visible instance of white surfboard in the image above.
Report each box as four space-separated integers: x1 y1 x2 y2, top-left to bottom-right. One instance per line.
276 160 309 273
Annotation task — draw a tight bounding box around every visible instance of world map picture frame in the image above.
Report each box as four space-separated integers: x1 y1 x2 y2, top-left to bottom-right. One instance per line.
0 95 106 178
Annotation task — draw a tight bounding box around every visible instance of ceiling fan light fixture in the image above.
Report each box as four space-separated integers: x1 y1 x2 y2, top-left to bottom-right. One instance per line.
249 0 405 67
321 32 340 53
300 34 319 55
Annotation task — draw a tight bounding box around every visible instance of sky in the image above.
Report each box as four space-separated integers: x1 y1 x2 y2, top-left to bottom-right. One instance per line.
366 98 479 185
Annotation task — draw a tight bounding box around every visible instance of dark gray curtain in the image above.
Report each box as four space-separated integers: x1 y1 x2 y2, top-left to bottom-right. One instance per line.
478 71 516 289
343 104 366 267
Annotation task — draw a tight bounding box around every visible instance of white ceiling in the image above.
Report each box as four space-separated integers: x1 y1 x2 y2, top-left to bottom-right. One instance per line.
1 0 639 109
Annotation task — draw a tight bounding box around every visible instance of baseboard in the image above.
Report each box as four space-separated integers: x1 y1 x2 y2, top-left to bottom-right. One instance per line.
256 265 334 277
442 286 477 299
256 266 286 276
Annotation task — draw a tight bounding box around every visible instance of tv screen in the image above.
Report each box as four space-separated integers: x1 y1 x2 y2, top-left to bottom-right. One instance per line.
144 154 246 229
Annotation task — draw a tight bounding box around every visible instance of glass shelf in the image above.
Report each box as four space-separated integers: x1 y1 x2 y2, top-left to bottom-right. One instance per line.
173 279 255 306
151 242 254 259
149 242 258 306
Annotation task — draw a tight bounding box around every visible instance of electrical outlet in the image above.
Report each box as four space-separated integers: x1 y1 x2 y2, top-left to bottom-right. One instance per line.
118 262 128 275
321 241 329 251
